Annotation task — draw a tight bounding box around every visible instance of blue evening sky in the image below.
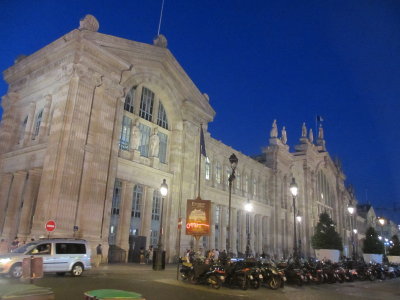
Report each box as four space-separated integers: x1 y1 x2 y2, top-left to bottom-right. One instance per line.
0 1 399 224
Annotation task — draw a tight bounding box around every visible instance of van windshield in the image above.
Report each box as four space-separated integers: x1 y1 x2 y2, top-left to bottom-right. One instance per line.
12 242 39 253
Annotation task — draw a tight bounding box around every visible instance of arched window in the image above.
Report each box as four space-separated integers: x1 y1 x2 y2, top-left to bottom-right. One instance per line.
132 185 143 218
139 87 154 121
109 179 122 245
32 109 43 139
236 170 241 190
244 174 249 193
215 161 221 184
205 157 211 180
157 102 168 129
317 170 334 209
119 116 132 150
130 185 143 236
151 190 161 221
124 87 136 113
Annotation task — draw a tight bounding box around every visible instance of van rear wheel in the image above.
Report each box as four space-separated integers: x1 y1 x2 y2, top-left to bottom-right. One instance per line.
71 263 84 277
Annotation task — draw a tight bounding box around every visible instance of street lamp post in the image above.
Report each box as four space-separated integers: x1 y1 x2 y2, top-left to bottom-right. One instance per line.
289 178 299 261
227 153 238 257
353 229 358 259
378 217 386 255
244 200 253 258
153 179 168 271
347 205 355 260
296 213 302 258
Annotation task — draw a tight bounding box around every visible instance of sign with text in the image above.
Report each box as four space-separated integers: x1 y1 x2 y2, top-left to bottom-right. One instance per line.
186 198 211 236
45 220 56 232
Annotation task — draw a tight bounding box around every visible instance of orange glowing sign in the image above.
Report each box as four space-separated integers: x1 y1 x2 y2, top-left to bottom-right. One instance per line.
186 198 211 236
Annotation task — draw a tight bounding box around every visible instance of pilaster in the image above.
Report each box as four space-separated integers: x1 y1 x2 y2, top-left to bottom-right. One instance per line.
2 171 27 239
0 173 13 235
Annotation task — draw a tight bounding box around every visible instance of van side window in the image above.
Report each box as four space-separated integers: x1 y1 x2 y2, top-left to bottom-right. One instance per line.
56 243 86 254
30 243 51 255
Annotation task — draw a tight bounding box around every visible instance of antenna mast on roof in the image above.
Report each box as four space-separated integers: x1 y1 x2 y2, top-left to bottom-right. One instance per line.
157 0 165 36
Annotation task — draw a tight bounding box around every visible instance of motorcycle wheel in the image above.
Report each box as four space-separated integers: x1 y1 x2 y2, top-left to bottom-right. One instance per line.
268 276 281 290
208 275 221 289
296 277 303 287
368 273 376 281
380 273 386 281
189 273 197 284
241 279 249 290
250 278 260 289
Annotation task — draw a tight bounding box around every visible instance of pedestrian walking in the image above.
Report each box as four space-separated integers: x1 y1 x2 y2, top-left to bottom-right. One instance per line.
146 246 153 264
10 237 19 251
139 247 145 264
95 243 102 267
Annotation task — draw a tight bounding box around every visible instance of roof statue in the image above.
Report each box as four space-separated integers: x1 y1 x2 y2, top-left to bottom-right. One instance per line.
79 15 99 32
309 128 314 143
281 126 287 144
153 34 168 48
270 119 278 138
318 124 324 140
301 122 307 138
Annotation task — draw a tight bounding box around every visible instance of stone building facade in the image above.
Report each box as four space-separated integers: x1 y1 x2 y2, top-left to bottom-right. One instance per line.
0 16 356 262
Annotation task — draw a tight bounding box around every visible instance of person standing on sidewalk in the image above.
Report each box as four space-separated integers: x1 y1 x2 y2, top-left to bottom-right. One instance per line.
95 244 102 267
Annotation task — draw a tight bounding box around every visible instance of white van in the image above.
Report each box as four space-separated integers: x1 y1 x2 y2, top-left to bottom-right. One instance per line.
0 238 91 278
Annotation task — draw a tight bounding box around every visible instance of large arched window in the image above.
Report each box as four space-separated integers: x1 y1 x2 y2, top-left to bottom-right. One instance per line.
139 87 154 121
157 102 168 129
124 87 136 113
317 170 335 209
120 85 170 164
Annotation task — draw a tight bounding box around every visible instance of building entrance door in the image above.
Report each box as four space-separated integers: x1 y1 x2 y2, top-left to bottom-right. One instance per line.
128 235 146 263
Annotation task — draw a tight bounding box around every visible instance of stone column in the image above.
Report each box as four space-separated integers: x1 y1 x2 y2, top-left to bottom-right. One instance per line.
0 93 18 153
241 211 246 254
17 169 42 239
38 95 52 141
220 206 227 251
250 213 255 255
141 187 154 247
32 65 103 237
2 171 27 239
118 182 134 258
0 173 13 235
231 207 237 256
257 215 263 255
209 202 216 249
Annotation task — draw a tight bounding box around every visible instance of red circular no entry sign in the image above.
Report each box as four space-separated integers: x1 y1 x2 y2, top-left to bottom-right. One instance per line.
45 220 56 232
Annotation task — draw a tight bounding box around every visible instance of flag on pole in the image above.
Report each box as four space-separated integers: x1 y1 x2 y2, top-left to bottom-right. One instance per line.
200 125 207 157
316 115 324 122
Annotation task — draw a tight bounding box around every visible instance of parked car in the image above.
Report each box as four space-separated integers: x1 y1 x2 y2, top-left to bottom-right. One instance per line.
0 238 91 278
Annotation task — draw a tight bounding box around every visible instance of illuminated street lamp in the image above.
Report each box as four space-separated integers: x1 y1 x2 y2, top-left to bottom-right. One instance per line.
227 153 238 257
347 205 356 260
378 217 386 255
153 179 168 271
289 178 299 261
244 200 253 258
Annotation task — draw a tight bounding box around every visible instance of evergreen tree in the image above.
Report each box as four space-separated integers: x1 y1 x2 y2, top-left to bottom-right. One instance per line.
388 235 400 256
363 227 384 254
311 212 343 251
